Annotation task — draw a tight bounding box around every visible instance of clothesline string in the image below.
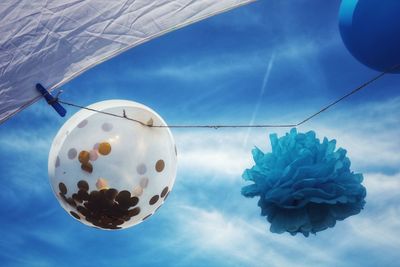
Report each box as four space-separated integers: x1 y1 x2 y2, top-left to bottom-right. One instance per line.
56 64 400 129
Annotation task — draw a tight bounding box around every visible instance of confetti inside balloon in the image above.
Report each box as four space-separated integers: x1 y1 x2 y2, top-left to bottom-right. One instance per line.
49 100 177 230
241 128 366 237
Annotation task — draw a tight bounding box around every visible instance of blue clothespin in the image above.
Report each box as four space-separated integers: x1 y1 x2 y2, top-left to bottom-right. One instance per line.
36 83 67 117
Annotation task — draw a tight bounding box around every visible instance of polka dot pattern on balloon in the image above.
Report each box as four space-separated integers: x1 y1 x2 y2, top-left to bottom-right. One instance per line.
68 148 77 159
136 164 147 175
155 160 165 172
59 182 67 195
89 150 98 161
58 180 143 229
77 119 88 128
142 214 152 221
98 142 111 155
101 122 113 132
161 186 169 198
164 191 170 200
81 162 93 173
149 195 159 205
79 151 90 163
70 211 81 220
49 100 177 230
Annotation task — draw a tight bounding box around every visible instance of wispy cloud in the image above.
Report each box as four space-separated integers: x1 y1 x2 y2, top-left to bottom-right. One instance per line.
243 52 275 147
0 105 57 197
122 31 338 85
166 204 342 267
165 95 400 267
175 130 259 181
1 2 398 266
305 97 400 172
175 96 400 183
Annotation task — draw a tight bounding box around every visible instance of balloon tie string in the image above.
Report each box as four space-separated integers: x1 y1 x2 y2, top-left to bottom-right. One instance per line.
57 99 148 126
56 63 400 129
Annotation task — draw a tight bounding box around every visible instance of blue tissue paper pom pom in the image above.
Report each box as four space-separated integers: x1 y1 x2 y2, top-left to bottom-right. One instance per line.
241 128 366 237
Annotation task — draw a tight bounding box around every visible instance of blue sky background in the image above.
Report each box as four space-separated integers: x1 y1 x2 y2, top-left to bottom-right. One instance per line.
1 1 400 266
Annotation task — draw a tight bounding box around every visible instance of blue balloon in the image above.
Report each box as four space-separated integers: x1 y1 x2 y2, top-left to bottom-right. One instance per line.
339 0 400 73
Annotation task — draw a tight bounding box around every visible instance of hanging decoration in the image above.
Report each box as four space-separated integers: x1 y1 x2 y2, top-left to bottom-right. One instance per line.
339 0 400 73
49 100 177 230
6 0 399 233
241 128 366 236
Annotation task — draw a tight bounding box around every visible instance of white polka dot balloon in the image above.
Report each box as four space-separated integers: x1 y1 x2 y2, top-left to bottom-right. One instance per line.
48 100 177 230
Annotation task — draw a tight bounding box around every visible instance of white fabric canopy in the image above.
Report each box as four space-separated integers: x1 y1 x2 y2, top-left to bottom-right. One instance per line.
0 0 255 123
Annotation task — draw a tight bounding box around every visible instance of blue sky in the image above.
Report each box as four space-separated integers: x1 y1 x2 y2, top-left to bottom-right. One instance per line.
1 1 400 266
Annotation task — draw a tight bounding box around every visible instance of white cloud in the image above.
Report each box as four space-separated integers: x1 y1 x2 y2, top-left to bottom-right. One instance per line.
0 130 50 153
364 172 400 199
152 55 254 81
167 204 343 267
338 172 400 251
165 95 400 266
124 29 338 86
174 130 265 181
0 120 54 195
349 206 400 249
163 171 400 267
1 79 398 267
305 97 400 171
173 96 400 184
